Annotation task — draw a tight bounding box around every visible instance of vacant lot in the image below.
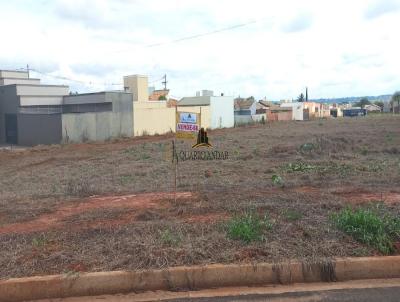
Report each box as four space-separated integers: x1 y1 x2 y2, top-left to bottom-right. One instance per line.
1 115 400 279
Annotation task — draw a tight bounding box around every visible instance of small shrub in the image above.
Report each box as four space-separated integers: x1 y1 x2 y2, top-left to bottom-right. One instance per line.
271 174 284 187
299 143 315 153
32 235 48 247
227 211 272 243
331 207 400 254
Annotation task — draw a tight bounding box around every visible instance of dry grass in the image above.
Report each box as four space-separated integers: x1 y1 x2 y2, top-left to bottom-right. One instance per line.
0 115 400 278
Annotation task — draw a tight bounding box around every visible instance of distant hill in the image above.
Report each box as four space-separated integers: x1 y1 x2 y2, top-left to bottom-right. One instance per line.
312 95 392 104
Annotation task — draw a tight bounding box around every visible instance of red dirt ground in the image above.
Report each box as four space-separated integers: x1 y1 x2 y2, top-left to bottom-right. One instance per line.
0 192 192 235
293 186 400 204
2 187 399 237
184 213 230 224
332 189 400 204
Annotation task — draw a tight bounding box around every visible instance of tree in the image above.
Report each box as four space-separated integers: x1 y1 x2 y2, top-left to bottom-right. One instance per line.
354 97 371 108
391 91 400 113
158 95 167 100
297 93 305 102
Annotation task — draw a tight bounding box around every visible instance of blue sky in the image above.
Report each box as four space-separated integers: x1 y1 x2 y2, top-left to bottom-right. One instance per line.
0 0 399 100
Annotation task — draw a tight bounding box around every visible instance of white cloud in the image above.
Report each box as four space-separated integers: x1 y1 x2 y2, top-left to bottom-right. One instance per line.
0 0 399 100
365 0 400 19
281 13 313 33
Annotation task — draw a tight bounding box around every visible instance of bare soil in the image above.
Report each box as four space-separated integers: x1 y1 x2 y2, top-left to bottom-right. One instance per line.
0 115 400 279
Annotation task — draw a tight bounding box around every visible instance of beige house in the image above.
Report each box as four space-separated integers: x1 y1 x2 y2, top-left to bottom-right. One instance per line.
123 75 175 136
178 92 234 129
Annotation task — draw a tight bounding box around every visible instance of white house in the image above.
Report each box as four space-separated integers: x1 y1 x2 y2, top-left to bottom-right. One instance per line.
280 102 305 120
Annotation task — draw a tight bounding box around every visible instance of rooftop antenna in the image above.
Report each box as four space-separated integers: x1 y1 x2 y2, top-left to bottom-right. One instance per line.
162 74 167 90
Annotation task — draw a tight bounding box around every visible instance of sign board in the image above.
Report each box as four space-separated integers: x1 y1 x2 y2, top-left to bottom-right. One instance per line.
177 123 199 132
176 111 201 140
179 112 197 124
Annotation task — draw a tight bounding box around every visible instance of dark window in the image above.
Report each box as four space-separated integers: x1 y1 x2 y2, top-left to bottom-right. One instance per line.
19 106 62 114
62 102 112 113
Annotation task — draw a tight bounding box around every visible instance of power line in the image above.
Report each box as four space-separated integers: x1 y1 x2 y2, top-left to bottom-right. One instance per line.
111 18 264 55
27 67 168 88
146 20 259 48
14 18 266 87
30 68 123 86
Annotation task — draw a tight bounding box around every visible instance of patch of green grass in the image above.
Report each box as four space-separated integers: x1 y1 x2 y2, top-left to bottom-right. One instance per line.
331 207 400 254
159 229 182 246
283 209 303 221
227 211 272 243
293 161 354 176
284 162 317 173
282 161 377 176
32 236 48 247
364 161 387 172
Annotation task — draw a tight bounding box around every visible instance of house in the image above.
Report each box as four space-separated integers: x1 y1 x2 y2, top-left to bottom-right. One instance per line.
329 104 343 118
0 70 69 145
266 106 292 121
0 69 133 146
234 97 256 115
280 102 306 120
257 101 271 114
233 97 268 125
62 91 133 143
280 101 331 120
149 89 169 101
124 75 175 136
178 91 234 129
364 103 382 112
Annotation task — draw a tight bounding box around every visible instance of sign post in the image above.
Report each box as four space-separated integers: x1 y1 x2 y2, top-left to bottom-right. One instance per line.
173 110 201 201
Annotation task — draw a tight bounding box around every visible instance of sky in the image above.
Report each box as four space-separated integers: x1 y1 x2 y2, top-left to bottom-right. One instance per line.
0 0 399 100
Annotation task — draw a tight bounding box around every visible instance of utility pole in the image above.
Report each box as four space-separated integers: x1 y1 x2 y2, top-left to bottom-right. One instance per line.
305 87 308 102
26 64 30 78
162 74 167 90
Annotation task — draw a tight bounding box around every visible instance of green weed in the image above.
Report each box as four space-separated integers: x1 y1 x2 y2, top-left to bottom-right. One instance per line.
284 162 317 173
227 211 272 243
271 174 284 187
159 229 182 246
299 142 315 154
32 236 48 247
331 207 400 254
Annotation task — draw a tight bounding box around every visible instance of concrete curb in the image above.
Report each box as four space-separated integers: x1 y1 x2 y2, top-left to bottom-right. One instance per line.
1 256 400 302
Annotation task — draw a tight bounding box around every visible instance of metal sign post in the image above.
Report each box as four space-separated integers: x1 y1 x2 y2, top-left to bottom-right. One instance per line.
173 109 202 202
173 106 177 203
